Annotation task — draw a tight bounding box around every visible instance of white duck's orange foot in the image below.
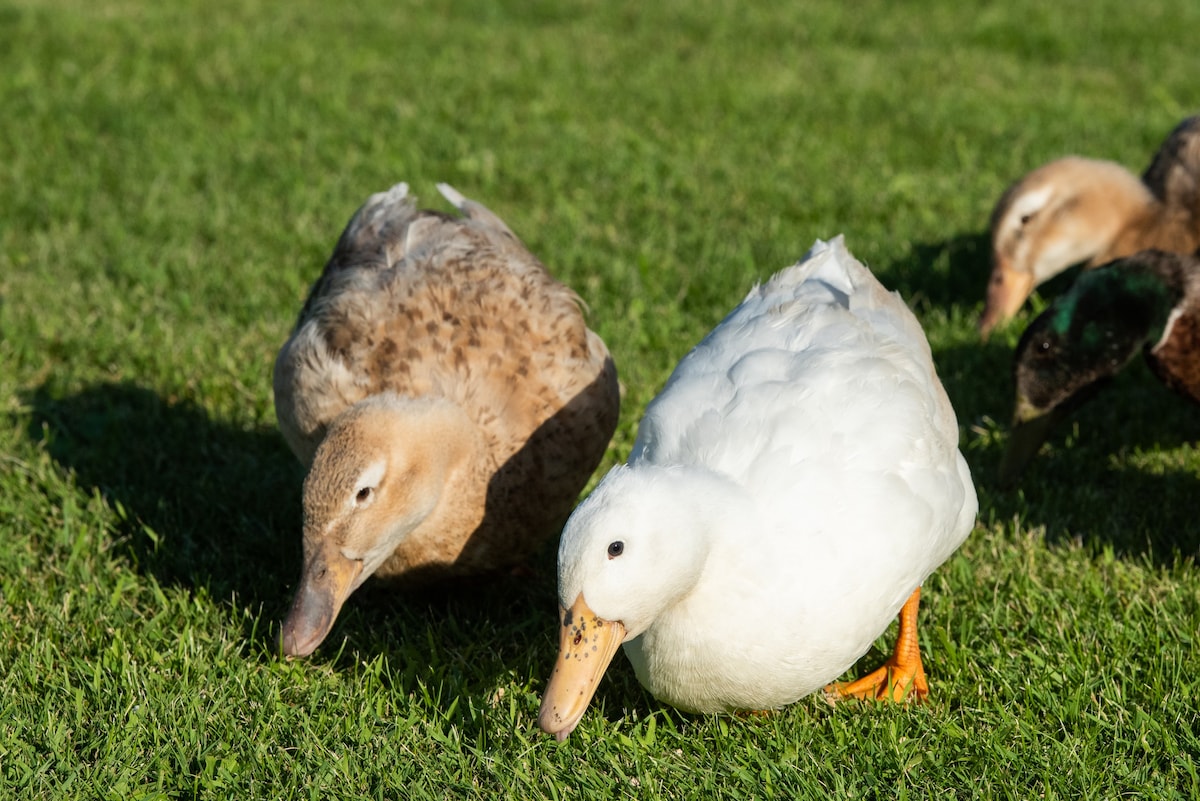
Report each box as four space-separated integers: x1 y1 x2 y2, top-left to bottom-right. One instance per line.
824 655 928 703
823 586 929 704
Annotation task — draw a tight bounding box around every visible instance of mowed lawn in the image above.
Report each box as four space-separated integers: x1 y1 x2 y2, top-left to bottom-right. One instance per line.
2 0 1199 798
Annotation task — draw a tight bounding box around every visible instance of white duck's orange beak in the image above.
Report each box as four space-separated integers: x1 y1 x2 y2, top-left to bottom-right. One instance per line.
537 594 626 742
979 258 1035 339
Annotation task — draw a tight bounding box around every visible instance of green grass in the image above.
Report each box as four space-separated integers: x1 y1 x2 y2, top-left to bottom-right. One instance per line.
2 0 1199 797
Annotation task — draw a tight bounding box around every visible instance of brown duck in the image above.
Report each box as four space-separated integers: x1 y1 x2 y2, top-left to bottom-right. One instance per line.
273 183 619 657
981 116 1200 338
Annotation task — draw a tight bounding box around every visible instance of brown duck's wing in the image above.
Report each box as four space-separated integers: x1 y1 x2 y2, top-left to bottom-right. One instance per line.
292 183 457 327
371 228 616 463
1147 255 1200 404
276 183 619 475
369 221 618 574
1141 116 1200 214
436 182 521 242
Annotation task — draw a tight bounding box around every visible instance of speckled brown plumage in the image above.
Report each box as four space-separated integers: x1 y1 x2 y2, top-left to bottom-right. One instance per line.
273 183 619 655
1147 280 1200 404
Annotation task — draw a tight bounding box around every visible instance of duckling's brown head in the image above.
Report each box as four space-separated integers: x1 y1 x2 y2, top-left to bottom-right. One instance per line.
281 395 474 657
981 157 1153 338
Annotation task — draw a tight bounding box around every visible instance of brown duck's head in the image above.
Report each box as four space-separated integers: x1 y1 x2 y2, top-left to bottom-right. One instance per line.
281 396 474 657
982 157 1153 339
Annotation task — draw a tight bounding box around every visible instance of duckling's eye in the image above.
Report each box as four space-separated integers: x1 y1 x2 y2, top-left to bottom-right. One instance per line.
1019 212 1034 225
607 541 624 559
355 486 373 505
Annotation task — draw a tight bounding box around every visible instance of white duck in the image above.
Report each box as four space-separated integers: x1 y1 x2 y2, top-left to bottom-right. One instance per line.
538 237 977 740
274 183 619 657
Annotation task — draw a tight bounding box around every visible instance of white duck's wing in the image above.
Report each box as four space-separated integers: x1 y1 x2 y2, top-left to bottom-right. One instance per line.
632 236 955 468
631 236 975 592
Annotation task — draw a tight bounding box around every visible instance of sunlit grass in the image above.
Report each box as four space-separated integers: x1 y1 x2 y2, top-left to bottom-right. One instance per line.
2 0 1199 798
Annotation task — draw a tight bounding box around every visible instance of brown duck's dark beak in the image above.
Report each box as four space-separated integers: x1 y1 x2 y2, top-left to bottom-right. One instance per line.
281 543 364 657
979 259 1035 340
998 395 1065 487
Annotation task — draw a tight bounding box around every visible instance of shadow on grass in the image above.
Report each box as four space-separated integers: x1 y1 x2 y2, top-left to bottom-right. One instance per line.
876 231 991 315
932 339 1200 562
27 381 302 612
24 382 569 671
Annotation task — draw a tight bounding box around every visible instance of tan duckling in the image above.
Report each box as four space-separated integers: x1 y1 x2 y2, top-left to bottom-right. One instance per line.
273 182 619 657
981 116 1200 338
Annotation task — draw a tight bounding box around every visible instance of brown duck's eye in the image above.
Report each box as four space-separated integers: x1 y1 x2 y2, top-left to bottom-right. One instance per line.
1020 212 1034 225
607 541 624 559
356 486 373 504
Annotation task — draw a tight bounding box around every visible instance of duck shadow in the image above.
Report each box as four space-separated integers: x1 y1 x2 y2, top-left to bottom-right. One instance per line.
930 339 1200 561
875 231 991 315
24 381 572 686
875 230 1082 319
26 380 303 611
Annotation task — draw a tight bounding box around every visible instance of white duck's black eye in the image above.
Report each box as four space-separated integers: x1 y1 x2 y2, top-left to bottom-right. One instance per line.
355 486 373 504
607 541 624 559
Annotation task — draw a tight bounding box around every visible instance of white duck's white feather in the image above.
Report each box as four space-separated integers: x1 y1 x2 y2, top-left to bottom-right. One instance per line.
557 236 977 713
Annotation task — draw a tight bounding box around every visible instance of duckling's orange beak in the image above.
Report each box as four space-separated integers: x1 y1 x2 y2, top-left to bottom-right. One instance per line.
281 542 363 657
538 594 625 742
979 258 1035 339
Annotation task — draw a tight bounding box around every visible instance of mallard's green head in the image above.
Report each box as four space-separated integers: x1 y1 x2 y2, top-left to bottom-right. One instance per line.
1000 250 1185 484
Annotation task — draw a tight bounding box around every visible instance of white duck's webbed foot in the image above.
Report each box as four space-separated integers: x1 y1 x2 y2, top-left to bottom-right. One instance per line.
824 586 929 704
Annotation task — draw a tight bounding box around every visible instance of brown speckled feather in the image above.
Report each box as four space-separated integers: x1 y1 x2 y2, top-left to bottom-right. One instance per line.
1151 309 1200 402
274 183 619 581
1147 253 1200 404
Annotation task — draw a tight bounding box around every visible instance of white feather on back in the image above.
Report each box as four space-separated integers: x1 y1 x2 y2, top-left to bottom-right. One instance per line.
632 236 956 485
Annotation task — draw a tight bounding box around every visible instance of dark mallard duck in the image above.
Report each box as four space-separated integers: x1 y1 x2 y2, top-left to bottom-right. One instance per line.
1000 249 1200 483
